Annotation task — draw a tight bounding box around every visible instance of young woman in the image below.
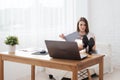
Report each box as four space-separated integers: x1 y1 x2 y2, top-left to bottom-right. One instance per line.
48 17 96 80
59 17 96 54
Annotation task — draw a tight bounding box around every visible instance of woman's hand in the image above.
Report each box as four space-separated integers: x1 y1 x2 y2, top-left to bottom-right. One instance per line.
59 33 65 39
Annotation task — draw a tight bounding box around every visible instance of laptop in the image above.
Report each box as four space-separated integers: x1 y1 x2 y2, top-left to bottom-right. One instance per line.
45 40 88 60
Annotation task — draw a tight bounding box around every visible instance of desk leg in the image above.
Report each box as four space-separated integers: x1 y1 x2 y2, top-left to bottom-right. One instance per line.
99 58 104 80
0 56 4 80
72 68 78 80
31 65 35 80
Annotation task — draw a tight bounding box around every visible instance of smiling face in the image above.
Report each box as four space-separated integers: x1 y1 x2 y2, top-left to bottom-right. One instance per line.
77 17 89 34
79 21 86 33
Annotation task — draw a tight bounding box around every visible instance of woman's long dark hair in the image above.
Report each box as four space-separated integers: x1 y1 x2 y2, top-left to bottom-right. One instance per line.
77 17 89 34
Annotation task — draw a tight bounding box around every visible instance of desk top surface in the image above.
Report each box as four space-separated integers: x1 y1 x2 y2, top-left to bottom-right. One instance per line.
0 50 104 64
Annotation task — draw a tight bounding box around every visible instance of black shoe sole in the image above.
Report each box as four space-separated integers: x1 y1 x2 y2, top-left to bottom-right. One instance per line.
61 77 71 80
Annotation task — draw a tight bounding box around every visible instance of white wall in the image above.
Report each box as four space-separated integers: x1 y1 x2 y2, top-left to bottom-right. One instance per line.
75 0 88 21
88 0 120 67
0 0 77 80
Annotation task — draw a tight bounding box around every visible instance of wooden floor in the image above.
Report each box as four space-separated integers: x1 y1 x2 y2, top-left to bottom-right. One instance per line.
93 68 120 80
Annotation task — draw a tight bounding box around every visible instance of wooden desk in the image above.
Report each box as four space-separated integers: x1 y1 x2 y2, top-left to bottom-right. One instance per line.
0 51 104 80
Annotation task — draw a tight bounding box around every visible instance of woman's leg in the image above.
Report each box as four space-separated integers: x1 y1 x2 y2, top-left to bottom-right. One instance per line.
82 35 89 48
82 36 95 55
88 38 95 54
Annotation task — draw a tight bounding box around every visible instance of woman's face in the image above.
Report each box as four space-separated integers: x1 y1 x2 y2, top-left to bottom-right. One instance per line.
79 21 86 32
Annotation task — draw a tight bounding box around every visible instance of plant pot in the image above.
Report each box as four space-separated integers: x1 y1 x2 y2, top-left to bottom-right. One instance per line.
8 45 16 53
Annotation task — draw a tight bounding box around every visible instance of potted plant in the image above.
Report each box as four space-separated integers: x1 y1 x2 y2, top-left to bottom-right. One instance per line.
4 36 19 52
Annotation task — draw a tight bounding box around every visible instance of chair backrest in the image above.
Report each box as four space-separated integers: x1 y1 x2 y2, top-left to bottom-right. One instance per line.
96 42 112 56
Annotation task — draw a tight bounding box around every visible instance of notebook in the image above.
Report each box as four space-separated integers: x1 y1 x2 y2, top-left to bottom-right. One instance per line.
45 40 88 60
65 31 80 41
